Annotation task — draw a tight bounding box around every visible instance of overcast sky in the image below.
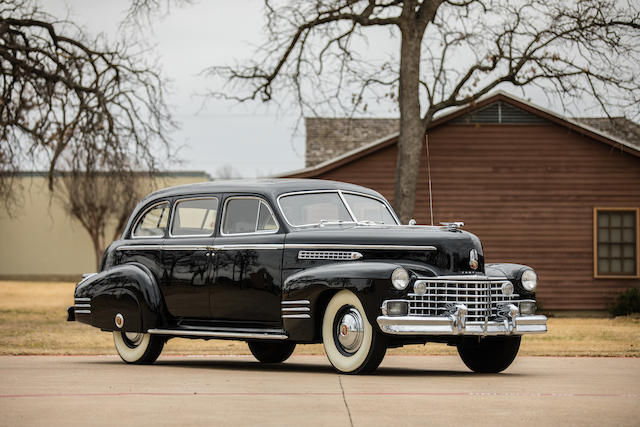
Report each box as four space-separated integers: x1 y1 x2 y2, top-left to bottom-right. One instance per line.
46 1 569 178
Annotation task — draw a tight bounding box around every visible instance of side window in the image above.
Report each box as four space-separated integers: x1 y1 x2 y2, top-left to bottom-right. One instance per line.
132 202 169 238
222 197 278 235
595 208 638 277
170 198 219 237
257 201 278 231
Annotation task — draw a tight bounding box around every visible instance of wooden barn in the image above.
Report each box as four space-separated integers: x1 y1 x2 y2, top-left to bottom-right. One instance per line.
282 91 640 311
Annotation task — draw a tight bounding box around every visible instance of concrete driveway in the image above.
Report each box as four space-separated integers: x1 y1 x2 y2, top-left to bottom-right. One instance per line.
0 355 638 426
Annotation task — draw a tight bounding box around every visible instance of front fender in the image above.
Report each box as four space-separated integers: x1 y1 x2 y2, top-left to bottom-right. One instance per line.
74 263 166 332
486 263 536 297
283 262 407 341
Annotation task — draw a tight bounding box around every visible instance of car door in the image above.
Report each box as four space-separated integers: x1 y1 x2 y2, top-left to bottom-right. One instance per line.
161 196 219 318
211 195 284 325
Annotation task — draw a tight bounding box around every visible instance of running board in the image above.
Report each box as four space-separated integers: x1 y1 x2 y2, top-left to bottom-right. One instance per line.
147 328 288 340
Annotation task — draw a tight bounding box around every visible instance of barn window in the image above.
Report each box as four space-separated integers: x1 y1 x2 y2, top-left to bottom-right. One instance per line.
594 208 639 278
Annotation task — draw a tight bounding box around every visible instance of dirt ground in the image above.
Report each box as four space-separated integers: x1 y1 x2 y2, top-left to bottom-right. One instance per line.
1 281 638 357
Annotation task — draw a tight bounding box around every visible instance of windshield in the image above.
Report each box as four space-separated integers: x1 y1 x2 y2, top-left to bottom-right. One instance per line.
278 191 398 227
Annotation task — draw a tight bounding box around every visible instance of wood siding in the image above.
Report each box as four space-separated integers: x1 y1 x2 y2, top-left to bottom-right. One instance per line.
289 122 640 310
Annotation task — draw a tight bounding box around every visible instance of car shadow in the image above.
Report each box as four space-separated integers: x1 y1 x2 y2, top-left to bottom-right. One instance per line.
81 357 523 377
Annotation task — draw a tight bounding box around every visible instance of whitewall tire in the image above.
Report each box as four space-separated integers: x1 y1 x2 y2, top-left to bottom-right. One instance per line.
113 331 164 364
322 290 387 374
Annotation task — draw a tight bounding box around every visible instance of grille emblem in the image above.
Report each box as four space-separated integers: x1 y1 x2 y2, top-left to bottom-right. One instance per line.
469 249 479 270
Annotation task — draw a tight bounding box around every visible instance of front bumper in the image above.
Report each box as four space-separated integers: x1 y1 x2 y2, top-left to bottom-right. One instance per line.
377 314 547 336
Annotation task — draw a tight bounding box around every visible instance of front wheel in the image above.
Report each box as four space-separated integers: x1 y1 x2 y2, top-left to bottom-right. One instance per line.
322 290 387 374
248 341 296 363
113 331 164 364
457 336 521 373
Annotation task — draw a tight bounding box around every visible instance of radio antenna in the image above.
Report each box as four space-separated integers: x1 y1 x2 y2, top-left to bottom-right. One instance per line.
425 134 434 226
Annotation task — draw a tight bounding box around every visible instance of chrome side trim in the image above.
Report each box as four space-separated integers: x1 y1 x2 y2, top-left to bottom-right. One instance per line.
281 314 311 319
163 245 215 251
117 243 436 252
285 244 436 251
215 244 283 250
116 245 164 251
117 244 284 251
298 250 363 260
281 300 310 305
75 310 91 314
147 328 288 340
281 307 310 312
74 297 91 302
74 304 91 308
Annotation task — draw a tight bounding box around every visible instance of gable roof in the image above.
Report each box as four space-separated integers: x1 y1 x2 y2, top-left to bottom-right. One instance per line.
282 90 640 178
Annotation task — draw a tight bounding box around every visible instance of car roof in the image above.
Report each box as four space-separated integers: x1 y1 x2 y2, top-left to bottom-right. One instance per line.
142 178 384 202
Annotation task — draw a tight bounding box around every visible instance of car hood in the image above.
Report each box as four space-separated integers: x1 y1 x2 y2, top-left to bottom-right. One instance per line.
284 225 484 275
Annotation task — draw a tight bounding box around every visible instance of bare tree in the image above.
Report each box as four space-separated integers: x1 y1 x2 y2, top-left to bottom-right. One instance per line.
0 0 173 207
57 167 145 269
198 0 640 222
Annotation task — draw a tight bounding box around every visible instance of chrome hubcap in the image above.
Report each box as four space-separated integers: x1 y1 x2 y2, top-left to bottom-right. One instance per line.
336 308 364 354
123 332 143 346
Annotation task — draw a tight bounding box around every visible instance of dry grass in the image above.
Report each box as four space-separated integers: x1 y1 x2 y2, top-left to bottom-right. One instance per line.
1 281 638 357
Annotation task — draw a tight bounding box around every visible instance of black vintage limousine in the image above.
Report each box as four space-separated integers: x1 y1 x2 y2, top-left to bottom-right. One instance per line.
68 179 546 374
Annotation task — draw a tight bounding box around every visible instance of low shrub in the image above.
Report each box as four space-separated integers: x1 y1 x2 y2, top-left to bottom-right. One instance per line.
609 287 640 317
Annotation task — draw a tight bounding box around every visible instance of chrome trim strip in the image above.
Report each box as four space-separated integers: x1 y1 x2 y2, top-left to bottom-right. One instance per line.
281 314 311 319
75 310 91 314
147 328 288 340
163 245 215 251
74 297 91 302
281 307 310 312
220 196 280 236
417 276 508 282
116 245 163 251
168 196 219 238
117 244 284 251
298 250 363 260
131 201 170 239
74 304 91 308
214 244 284 250
285 244 436 251
281 300 310 305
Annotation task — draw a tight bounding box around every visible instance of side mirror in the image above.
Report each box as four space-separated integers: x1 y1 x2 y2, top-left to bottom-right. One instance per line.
408 219 417 226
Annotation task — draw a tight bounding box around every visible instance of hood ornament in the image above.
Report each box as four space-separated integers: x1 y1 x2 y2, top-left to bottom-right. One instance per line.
440 221 464 232
469 249 479 270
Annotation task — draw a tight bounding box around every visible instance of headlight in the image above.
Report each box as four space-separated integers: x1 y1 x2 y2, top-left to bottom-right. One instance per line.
521 269 538 292
391 267 410 290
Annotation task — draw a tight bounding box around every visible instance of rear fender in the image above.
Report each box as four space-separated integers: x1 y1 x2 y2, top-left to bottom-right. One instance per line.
74 263 166 332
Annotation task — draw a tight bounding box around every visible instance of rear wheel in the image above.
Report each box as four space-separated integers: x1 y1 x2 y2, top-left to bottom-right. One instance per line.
248 341 296 363
457 336 521 373
322 290 387 374
113 331 164 364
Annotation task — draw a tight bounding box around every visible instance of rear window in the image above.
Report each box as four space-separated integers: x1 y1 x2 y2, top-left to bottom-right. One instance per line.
132 202 169 238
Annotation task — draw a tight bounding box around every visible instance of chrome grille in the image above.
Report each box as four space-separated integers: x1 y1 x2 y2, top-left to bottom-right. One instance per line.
409 278 519 322
297 250 362 260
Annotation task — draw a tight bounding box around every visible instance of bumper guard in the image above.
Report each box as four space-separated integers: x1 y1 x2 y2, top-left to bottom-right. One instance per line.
377 303 547 336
